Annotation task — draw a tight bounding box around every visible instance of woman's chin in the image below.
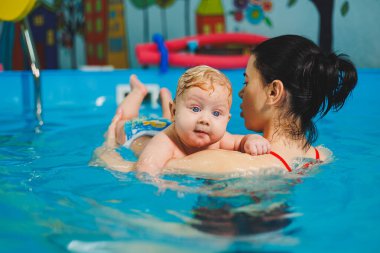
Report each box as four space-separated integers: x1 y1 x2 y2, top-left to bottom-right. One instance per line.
244 122 260 132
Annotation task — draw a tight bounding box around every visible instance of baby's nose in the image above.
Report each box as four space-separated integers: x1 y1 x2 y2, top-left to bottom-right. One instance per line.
198 119 209 125
198 114 210 125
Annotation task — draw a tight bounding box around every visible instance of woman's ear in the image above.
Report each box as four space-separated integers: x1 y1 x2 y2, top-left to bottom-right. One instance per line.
169 101 176 121
266 80 285 105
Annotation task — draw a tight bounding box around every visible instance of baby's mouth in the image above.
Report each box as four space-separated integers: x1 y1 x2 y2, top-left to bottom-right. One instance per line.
194 129 208 134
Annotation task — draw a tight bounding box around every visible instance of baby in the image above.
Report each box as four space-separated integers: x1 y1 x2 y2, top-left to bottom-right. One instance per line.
115 65 270 176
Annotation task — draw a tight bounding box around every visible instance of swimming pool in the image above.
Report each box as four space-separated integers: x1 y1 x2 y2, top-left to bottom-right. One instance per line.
1 68 379 252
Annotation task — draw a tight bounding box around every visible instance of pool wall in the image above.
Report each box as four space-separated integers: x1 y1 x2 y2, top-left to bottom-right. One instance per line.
0 68 379 127
0 68 245 122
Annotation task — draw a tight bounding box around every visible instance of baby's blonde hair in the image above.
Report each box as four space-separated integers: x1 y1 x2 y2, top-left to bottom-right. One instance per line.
175 65 232 105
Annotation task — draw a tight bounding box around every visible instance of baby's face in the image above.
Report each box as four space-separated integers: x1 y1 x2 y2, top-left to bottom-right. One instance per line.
171 85 231 149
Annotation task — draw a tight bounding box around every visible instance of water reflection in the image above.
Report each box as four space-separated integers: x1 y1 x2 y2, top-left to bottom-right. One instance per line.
158 173 304 239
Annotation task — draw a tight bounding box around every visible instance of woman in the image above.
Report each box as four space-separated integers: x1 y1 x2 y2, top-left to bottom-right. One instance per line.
95 35 357 176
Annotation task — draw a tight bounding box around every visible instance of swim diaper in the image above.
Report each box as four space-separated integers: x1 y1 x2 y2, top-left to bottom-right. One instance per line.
123 117 172 148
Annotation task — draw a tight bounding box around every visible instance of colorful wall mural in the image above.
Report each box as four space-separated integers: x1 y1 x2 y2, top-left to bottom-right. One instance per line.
196 0 225 35
29 3 59 69
107 0 129 68
0 2 59 70
0 23 25 70
83 0 107 66
288 0 350 53
0 0 379 70
231 0 273 27
83 0 129 68
57 0 85 69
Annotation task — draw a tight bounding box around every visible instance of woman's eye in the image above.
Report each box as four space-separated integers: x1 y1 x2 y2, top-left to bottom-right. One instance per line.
212 111 220 117
192 106 200 112
243 81 248 86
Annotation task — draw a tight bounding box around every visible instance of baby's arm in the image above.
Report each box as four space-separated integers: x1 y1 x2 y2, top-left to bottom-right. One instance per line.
135 132 175 176
220 132 271 156
239 134 271 155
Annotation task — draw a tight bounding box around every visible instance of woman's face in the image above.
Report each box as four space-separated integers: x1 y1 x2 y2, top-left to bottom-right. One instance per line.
239 55 270 132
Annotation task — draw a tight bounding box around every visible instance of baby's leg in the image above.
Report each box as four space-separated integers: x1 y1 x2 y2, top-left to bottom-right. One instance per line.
115 77 172 158
117 74 148 120
159 88 173 119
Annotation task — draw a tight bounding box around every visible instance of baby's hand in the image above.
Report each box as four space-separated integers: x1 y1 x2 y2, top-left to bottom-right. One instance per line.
243 134 271 156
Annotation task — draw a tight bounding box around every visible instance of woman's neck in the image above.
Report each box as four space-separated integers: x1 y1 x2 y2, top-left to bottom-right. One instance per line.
270 137 307 151
263 121 309 153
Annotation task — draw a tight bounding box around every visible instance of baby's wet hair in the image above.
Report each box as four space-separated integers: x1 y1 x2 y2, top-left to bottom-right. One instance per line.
175 65 232 105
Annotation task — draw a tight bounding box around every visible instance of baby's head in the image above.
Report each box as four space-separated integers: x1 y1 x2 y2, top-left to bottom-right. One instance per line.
174 65 232 105
169 65 233 150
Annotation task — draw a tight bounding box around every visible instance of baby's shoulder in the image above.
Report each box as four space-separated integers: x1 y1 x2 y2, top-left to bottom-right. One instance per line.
149 129 182 152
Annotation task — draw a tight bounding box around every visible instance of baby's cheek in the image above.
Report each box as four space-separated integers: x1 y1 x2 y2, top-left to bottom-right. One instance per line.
216 123 228 139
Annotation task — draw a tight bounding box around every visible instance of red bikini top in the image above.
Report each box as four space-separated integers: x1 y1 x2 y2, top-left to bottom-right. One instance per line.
270 148 320 172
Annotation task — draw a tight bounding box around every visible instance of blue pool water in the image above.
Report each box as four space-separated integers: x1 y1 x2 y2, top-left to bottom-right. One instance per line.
0 68 379 252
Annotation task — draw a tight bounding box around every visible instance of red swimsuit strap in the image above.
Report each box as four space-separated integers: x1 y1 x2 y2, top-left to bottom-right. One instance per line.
270 148 320 172
269 151 292 172
315 148 320 160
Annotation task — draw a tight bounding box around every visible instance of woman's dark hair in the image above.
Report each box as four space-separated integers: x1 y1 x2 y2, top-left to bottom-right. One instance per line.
252 35 358 146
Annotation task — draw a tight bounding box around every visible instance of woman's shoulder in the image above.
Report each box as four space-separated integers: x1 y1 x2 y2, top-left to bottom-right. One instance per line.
164 146 334 176
315 145 333 163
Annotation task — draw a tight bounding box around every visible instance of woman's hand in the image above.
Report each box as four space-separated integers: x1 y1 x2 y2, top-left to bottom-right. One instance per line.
105 109 122 148
92 109 136 172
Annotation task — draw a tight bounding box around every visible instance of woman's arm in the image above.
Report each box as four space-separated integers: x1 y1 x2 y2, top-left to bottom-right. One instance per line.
93 145 135 173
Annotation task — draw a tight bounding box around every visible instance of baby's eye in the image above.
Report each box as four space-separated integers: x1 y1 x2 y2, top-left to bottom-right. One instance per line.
212 111 221 117
192 106 200 112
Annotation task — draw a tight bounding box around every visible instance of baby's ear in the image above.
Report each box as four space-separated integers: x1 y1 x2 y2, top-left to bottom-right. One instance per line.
169 101 176 121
